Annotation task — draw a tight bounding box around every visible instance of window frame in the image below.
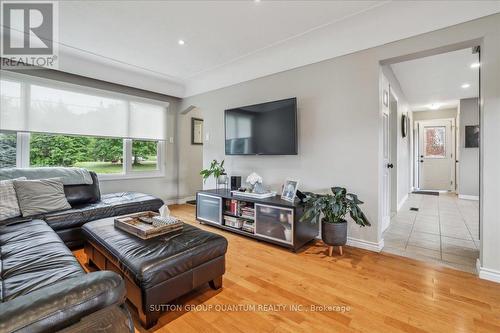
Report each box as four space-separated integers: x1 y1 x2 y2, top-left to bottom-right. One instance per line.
2 71 168 180
13 132 166 180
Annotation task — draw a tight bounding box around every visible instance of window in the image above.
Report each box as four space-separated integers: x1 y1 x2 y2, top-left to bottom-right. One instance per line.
29 133 124 174
0 71 168 178
424 126 446 158
0 132 17 168
132 140 158 172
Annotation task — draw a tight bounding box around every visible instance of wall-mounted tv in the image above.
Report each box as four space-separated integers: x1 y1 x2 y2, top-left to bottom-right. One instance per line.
225 98 297 155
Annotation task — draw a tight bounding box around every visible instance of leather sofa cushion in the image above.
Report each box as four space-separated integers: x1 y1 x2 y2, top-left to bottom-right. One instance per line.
100 192 164 216
64 171 101 206
44 201 114 231
0 219 84 302
42 192 162 231
82 218 228 290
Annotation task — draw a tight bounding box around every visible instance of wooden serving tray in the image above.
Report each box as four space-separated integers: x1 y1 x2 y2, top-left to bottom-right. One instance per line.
114 211 182 239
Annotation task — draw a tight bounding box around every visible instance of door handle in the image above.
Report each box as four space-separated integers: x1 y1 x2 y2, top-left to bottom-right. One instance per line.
387 163 394 169
420 160 424 163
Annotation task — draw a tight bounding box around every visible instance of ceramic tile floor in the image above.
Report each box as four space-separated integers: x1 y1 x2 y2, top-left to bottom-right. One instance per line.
383 192 480 273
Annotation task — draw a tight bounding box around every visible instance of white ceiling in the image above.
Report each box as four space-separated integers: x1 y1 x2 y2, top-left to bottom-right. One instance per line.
390 48 479 111
46 1 500 96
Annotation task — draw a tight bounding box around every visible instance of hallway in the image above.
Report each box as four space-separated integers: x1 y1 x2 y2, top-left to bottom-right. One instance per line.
383 193 479 273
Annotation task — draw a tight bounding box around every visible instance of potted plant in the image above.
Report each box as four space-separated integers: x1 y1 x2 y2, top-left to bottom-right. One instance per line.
200 159 227 189
301 187 370 256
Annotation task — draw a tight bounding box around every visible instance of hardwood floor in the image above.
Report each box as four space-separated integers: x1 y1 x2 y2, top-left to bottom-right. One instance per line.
74 204 500 333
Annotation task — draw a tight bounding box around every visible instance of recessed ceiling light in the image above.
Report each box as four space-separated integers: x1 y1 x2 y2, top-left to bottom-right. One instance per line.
429 103 441 110
178 39 185 45
254 0 261 2
461 83 471 89
470 62 480 68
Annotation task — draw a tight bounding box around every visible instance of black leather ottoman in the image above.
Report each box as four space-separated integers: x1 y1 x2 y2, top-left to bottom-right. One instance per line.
82 217 228 329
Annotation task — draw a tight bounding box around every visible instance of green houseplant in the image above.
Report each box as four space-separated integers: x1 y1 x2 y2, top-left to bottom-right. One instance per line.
200 159 227 189
301 187 370 255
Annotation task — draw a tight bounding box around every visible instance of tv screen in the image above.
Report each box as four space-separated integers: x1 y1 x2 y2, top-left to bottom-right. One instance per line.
225 98 297 155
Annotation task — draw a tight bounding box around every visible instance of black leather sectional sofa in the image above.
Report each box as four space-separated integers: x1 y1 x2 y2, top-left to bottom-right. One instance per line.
0 172 164 333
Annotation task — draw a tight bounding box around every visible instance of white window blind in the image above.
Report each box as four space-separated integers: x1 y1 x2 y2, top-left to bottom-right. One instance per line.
0 72 168 140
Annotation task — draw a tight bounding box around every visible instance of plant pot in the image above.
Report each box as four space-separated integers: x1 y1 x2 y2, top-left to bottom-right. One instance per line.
216 174 228 190
321 219 347 246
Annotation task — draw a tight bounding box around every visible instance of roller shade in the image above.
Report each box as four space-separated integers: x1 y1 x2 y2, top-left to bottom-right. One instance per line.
0 72 168 140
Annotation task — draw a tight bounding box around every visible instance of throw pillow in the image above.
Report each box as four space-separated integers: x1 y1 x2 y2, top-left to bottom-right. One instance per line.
0 177 26 221
14 178 72 217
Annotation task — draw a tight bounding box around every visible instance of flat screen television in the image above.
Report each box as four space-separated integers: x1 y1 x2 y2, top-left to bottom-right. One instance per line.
225 97 297 155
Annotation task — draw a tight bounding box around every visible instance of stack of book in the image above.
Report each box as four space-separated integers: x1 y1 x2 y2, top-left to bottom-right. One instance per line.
242 220 255 234
240 204 255 220
224 215 244 229
225 199 239 215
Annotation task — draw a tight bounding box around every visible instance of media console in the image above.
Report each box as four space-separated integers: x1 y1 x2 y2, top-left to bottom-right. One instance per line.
196 189 318 251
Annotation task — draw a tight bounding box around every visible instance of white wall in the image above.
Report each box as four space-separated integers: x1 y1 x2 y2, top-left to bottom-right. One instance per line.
180 14 500 279
459 98 480 198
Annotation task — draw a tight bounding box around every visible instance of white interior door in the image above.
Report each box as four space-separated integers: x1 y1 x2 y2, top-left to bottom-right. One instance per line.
418 119 454 191
381 94 391 230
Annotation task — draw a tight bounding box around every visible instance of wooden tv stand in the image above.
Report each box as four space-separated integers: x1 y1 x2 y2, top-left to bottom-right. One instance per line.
196 189 318 251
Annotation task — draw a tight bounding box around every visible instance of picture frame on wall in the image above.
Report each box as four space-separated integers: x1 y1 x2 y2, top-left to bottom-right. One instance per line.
401 113 408 138
281 178 300 202
191 117 203 145
465 125 479 148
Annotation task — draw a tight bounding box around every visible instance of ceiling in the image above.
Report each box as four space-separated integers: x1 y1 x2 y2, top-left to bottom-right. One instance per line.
28 1 500 96
390 48 479 111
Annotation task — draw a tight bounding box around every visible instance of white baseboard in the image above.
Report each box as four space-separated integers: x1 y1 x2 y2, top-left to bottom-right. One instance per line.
397 193 409 211
164 196 196 205
347 237 384 253
477 263 500 284
313 234 384 253
458 194 479 201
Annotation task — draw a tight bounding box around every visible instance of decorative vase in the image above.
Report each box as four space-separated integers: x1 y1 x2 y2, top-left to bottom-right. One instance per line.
216 174 228 190
321 219 347 246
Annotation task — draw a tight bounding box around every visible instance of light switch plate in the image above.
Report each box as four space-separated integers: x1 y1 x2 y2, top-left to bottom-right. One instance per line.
169 137 174 143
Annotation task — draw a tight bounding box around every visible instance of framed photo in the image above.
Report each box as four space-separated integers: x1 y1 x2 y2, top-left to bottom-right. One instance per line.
281 179 300 202
191 117 203 145
465 125 479 148
401 113 408 138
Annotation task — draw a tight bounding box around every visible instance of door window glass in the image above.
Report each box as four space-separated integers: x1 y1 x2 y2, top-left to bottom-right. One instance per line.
424 126 446 158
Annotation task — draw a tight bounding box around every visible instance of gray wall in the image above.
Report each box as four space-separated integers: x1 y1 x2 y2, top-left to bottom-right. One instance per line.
459 98 479 197
413 108 458 121
177 108 203 199
182 49 381 244
180 13 500 276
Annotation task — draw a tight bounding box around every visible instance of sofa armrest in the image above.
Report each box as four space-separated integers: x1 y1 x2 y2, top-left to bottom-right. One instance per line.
0 271 129 333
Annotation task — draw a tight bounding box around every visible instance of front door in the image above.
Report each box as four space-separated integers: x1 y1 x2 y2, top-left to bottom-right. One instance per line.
418 119 454 191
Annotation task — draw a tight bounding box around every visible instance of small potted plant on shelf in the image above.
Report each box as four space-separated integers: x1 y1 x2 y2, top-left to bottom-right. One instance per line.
301 187 370 256
200 159 227 189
